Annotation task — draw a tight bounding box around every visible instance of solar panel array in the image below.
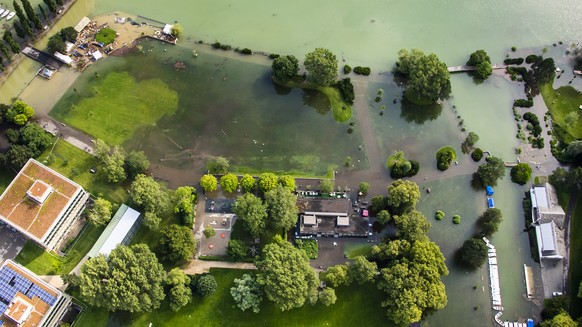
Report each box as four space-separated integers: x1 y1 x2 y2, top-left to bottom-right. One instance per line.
0 264 58 318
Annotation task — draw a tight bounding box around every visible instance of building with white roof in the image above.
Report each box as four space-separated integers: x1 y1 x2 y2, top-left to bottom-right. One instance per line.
87 204 142 257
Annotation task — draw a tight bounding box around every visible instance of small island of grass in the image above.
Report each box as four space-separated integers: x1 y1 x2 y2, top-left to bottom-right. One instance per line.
96 27 117 45
386 150 419 178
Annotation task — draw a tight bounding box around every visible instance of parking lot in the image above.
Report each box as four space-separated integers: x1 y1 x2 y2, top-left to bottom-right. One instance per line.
0 222 26 263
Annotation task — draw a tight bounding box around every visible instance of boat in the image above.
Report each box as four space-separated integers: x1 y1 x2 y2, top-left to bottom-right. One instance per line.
0 9 5 17
487 197 495 208
6 11 15 21
0 9 8 18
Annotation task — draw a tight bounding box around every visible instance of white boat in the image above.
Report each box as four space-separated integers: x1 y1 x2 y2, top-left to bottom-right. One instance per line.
6 11 15 20
0 9 5 17
0 10 9 18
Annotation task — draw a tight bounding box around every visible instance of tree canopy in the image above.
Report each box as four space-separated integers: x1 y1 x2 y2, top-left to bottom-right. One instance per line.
265 186 299 231
233 193 267 238
103 145 126 183
174 186 196 226
87 197 113 227
231 274 263 313
272 55 299 83
200 174 218 192
477 208 503 237
387 179 421 214
124 150 150 179
258 173 278 193
278 175 296 191
373 239 448 326
541 312 577 327
206 157 229 174
458 238 488 269
256 235 319 311
348 256 378 285
318 287 337 307
318 179 334 193
394 210 431 242
6 100 34 126
396 49 451 104
220 173 239 193
196 274 218 297
477 156 506 186
240 174 256 193
78 244 166 313
467 50 492 80
304 48 338 86
166 268 191 312
510 163 532 185
129 174 169 229
157 224 196 264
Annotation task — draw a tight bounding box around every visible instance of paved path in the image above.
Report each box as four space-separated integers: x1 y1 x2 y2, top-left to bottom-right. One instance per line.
182 259 256 274
563 189 580 293
38 275 67 292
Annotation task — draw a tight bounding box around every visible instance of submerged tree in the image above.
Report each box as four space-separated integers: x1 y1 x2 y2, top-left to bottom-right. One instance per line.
304 48 338 86
272 55 299 83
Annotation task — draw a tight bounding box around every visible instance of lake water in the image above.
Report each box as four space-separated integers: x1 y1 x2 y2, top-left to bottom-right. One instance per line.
2 0 581 326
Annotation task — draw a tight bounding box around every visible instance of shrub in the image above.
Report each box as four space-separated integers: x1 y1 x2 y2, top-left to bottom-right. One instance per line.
511 46 517 52
220 44 232 50
452 215 461 224
227 240 248 261
358 182 370 194
241 48 252 55
343 65 352 74
513 98 534 108
471 148 484 161
95 27 117 45
532 137 545 149
435 210 445 221
269 53 280 59
203 225 216 238
212 42 221 49
196 274 218 296
335 78 355 105
353 66 371 76
295 239 318 259
504 58 524 65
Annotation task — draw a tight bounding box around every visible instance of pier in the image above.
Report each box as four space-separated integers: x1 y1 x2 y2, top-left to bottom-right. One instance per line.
447 64 507 73
21 46 63 69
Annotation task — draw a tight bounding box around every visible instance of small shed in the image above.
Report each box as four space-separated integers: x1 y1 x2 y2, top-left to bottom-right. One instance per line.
303 215 316 226
74 16 91 33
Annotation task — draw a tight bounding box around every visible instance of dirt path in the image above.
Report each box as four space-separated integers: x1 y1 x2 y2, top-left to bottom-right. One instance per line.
182 259 256 274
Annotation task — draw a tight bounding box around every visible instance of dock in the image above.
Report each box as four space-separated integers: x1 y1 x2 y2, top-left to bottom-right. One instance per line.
484 237 503 310
21 46 63 69
447 64 507 73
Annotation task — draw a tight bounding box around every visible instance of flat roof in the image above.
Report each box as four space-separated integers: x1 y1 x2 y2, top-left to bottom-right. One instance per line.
0 260 61 327
539 222 557 253
533 187 549 208
88 204 141 257
296 197 350 215
26 180 52 204
0 159 83 241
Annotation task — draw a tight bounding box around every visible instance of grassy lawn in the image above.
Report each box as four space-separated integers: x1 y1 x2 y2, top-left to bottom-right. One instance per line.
14 222 105 275
71 268 389 327
120 268 389 327
540 83 582 141
343 242 373 259
569 192 582 319
277 79 352 123
50 71 179 145
39 140 128 203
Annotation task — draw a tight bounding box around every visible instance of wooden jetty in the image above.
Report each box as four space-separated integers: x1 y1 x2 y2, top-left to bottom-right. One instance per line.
21 46 63 69
448 64 506 73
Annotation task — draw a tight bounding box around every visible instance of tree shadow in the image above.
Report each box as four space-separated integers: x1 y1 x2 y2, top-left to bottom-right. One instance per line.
302 89 330 116
400 97 442 124
470 173 485 191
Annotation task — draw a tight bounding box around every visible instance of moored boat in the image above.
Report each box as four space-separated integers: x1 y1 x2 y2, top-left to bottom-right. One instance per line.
6 11 15 20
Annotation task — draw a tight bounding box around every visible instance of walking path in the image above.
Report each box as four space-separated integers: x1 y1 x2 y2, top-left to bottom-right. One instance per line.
563 190 580 293
182 259 256 274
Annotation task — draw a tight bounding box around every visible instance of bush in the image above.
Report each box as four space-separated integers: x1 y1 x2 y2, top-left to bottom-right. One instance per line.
295 239 318 259
212 42 221 49
241 48 252 55
504 58 524 65
358 182 370 194
532 137 545 149
343 65 352 74
471 148 484 161
525 54 541 64
513 98 534 108
353 66 371 76
452 215 461 224
220 44 232 50
335 78 355 105
196 274 218 296
203 225 216 238
269 53 280 59
227 240 248 261
435 210 445 221
95 27 117 45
